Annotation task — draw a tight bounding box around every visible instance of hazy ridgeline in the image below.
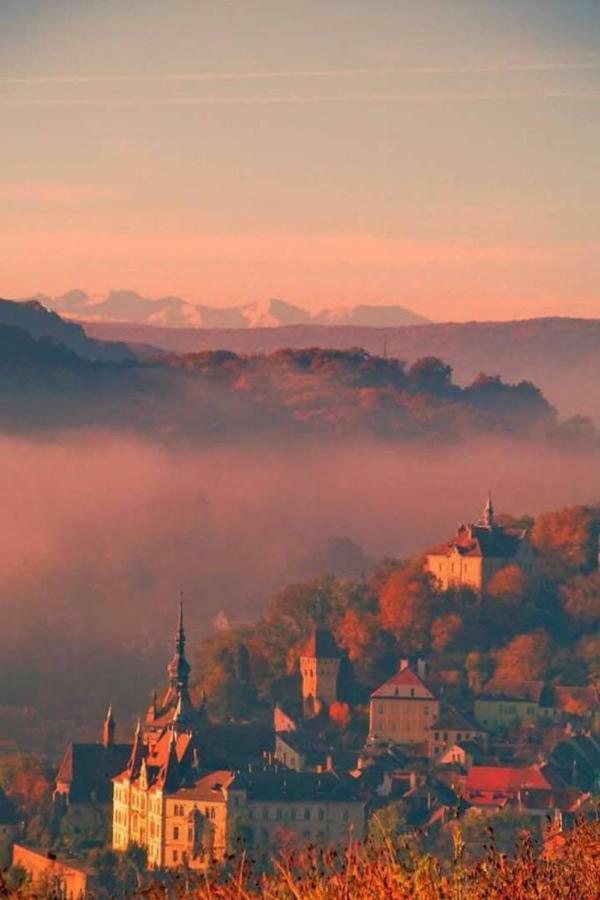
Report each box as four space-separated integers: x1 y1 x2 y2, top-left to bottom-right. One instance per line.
0 429 599 743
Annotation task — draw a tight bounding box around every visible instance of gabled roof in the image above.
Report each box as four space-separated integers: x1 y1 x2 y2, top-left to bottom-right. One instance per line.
56 742 131 803
370 667 435 700
426 708 481 732
465 765 551 794
428 523 528 559
301 627 341 659
479 679 544 703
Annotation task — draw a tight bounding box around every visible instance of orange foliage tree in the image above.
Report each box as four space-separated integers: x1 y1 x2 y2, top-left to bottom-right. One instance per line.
494 629 553 681
532 505 598 577
379 566 434 651
487 565 530 604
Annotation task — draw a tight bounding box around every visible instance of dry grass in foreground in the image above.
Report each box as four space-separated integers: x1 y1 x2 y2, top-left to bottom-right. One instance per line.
150 816 599 900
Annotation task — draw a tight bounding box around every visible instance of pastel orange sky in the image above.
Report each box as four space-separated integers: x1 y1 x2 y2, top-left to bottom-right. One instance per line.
1 1 600 320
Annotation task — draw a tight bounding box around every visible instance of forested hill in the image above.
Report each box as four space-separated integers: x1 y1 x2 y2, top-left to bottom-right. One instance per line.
82 316 600 423
0 326 587 445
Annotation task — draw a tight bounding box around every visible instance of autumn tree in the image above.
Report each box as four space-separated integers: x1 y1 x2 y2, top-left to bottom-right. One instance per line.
465 651 493 693
494 629 553 681
329 701 352 730
560 571 600 630
487 565 531 605
379 566 434 651
532 505 599 578
431 613 464 652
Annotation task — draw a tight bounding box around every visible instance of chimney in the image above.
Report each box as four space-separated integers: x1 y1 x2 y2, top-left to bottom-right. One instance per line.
399 659 409 672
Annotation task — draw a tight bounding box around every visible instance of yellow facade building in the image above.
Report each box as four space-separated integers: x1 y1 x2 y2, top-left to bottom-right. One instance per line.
369 662 439 744
113 605 365 869
425 495 536 595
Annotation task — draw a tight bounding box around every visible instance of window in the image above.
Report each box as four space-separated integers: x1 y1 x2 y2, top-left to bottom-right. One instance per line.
434 732 439 740
342 809 349 822
424 706 429 715
410 689 415 697
457 733 462 741
394 688 399 697
187 827 193 842
304 808 311 820
262 808 269 820
291 808 296 820
276 808 282 821
318 808 324 821
378 704 384 713
173 850 179 863
173 827 180 840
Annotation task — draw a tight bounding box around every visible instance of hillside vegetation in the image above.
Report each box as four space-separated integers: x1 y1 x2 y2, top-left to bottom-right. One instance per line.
83 316 600 423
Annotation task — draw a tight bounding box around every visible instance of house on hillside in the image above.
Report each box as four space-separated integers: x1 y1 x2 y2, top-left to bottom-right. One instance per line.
474 679 544 729
369 662 439 745
425 494 535 595
426 708 487 760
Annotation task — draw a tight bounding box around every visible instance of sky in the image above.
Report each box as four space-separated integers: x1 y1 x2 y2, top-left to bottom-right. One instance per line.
1 0 599 320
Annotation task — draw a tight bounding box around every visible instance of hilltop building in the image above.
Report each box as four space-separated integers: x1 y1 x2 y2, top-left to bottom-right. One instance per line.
369 661 439 745
425 494 536 595
113 604 365 869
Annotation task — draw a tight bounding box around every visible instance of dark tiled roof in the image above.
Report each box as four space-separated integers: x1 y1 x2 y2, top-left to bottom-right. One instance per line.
427 708 481 732
479 679 544 703
301 627 341 659
234 769 364 803
56 742 131 804
429 524 527 559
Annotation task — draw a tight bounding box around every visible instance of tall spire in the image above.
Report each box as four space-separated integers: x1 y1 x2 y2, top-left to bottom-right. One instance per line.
167 593 191 701
483 491 494 528
102 704 115 748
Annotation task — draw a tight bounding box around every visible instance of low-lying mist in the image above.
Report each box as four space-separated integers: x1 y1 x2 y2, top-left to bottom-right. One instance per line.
1 431 598 745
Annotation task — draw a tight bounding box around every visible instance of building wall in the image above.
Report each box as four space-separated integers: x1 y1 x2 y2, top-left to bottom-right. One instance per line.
274 735 304 772
113 779 364 870
12 844 90 899
369 696 440 743
300 656 340 717
426 553 483 593
428 727 485 758
474 698 539 729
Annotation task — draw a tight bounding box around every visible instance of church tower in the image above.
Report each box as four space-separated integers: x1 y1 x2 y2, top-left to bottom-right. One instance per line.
300 626 341 718
102 705 116 748
482 491 495 529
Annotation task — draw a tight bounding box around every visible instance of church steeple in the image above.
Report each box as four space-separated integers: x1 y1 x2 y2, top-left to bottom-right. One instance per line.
483 491 494 528
159 593 194 724
102 704 115 748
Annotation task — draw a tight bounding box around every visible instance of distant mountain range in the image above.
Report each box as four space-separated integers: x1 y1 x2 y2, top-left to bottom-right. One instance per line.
26 289 430 329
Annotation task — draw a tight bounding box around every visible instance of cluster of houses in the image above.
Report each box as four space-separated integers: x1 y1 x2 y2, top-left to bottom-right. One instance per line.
5 497 599 894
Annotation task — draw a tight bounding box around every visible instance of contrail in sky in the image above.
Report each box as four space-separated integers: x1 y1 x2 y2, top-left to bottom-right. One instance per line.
1 61 600 84
1 92 599 106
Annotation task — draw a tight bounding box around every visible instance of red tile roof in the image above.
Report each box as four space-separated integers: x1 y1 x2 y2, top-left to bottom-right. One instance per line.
466 766 552 795
370 666 435 699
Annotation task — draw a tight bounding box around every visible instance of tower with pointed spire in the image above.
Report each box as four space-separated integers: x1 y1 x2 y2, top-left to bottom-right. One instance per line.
144 596 206 748
424 492 536 595
102 705 116 748
482 492 495 529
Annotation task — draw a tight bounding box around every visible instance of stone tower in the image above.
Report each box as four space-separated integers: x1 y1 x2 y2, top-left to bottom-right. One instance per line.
300 626 341 718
